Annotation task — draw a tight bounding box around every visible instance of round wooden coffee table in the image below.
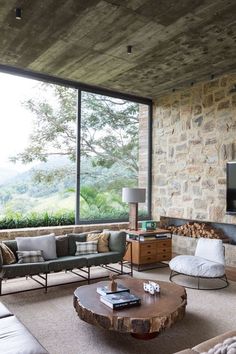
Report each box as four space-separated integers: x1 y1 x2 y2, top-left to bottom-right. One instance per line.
73 277 187 339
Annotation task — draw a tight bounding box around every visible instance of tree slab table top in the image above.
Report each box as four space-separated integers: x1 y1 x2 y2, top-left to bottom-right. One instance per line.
73 277 187 339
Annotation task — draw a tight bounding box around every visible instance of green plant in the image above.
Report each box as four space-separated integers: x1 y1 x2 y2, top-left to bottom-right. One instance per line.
0 210 75 229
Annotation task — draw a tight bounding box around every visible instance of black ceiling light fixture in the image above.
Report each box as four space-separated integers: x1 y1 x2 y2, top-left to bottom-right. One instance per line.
15 7 22 20
229 84 236 93
127 45 132 54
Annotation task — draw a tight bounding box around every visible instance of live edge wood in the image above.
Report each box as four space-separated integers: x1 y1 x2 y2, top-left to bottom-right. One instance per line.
73 277 187 339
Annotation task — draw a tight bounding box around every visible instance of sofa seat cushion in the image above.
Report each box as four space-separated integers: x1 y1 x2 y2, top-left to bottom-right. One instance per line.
169 255 225 277
0 303 13 319
46 256 87 272
1 262 49 279
85 252 122 267
0 315 48 354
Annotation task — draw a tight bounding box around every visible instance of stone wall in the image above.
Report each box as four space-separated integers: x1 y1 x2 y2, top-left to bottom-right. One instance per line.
0 222 129 241
152 72 236 224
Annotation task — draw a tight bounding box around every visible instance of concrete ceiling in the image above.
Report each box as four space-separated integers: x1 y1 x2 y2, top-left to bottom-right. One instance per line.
1 0 236 99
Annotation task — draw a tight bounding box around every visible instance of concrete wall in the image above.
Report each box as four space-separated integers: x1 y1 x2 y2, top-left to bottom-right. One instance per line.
152 72 236 224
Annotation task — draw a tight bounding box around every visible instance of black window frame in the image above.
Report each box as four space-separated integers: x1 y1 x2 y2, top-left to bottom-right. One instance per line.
0 64 152 225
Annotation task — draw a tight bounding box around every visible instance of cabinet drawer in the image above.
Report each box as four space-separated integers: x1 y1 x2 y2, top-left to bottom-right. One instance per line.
140 243 156 256
140 255 157 264
156 240 172 248
156 247 172 255
156 253 172 262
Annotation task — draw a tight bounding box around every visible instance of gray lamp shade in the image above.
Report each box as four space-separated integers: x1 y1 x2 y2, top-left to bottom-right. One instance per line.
122 188 146 203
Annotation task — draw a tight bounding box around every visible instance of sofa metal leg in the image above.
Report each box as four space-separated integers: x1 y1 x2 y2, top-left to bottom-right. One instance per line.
45 273 48 293
88 267 91 284
120 261 124 274
0 279 2 296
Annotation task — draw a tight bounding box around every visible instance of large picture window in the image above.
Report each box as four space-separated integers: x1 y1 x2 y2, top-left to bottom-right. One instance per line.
0 70 151 228
79 91 150 222
0 73 77 228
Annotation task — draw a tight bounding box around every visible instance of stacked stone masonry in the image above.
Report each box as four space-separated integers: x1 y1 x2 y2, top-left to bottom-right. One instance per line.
152 72 236 225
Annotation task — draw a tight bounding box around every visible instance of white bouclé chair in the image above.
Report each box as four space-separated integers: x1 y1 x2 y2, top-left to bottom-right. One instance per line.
169 238 228 290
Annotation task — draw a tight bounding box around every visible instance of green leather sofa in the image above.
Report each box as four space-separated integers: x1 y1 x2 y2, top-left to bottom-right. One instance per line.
0 230 127 295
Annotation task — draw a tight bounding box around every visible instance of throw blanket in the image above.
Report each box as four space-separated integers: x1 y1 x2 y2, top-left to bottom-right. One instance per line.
202 336 236 354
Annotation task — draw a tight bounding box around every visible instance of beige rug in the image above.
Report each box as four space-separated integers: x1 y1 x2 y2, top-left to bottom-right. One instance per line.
1 266 236 354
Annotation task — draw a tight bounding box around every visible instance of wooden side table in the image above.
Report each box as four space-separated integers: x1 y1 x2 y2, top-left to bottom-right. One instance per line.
123 229 172 271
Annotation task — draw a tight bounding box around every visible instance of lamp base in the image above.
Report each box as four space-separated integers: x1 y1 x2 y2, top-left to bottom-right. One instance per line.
129 203 138 230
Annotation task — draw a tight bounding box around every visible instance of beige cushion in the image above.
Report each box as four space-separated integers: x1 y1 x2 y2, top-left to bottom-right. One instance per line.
0 242 16 265
87 232 110 253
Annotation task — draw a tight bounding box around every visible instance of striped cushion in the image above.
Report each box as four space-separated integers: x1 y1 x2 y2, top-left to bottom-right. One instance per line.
17 250 45 263
75 241 98 255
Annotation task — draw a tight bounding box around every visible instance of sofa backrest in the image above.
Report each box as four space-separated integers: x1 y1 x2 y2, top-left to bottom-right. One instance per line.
108 230 126 255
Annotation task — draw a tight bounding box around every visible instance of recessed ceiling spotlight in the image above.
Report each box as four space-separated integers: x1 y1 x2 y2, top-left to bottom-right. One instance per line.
229 84 236 93
127 45 132 54
15 7 22 20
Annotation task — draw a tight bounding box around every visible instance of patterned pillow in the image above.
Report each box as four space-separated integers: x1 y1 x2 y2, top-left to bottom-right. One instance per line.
75 241 98 255
17 250 45 263
87 232 110 252
0 242 16 265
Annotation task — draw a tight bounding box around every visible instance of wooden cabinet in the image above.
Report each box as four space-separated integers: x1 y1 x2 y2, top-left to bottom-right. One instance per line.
124 230 172 270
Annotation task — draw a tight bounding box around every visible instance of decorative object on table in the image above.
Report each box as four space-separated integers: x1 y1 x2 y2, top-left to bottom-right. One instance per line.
141 220 158 231
108 273 118 292
100 291 141 310
122 187 146 230
143 281 160 295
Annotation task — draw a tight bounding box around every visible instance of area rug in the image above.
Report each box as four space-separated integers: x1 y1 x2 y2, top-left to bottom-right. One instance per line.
1 267 236 354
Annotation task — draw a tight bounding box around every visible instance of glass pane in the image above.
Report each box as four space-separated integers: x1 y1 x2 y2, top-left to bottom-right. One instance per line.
80 91 149 221
0 73 77 228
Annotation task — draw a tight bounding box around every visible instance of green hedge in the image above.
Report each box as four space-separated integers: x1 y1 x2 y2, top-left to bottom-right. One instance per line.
0 210 148 229
0 211 75 229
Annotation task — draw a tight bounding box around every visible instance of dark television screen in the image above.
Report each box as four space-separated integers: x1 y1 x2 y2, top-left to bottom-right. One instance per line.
226 162 236 213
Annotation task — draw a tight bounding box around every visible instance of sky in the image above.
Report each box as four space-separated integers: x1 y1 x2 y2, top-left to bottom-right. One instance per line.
0 72 37 173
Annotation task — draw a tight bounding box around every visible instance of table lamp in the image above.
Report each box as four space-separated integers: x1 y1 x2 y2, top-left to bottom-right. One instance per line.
122 187 146 230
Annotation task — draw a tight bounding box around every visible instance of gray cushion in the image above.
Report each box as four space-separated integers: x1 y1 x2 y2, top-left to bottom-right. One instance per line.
68 231 102 256
16 234 57 260
17 250 45 264
46 256 87 272
0 315 49 354
75 240 98 255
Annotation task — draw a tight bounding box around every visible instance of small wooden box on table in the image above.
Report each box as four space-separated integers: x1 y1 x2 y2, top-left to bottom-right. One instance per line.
124 228 172 271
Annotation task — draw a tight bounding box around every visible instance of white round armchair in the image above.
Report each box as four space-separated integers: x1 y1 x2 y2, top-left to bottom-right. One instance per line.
169 238 229 290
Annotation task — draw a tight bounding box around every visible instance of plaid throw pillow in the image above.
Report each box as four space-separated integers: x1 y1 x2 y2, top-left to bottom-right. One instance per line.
17 250 45 263
75 241 98 255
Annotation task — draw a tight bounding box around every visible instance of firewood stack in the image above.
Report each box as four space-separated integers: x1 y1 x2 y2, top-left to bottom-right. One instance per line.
167 222 227 240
